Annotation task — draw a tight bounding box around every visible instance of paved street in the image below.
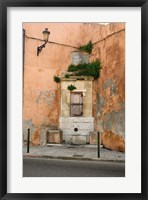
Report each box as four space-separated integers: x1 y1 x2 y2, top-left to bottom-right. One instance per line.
23 157 125 177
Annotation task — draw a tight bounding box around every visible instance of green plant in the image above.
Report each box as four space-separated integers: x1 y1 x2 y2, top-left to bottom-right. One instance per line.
67 59 101 79
65 74 70 78
67 64 78 72
67 84 77 91
54 76 61 83
78 40 93 54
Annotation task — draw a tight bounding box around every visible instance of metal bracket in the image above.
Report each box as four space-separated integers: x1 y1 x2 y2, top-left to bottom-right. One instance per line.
37 41 47 56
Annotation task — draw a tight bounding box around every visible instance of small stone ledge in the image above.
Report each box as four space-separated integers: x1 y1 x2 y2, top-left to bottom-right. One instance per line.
89 131 100 145
47 129 63 144
64 135 89 145
60 76 94 81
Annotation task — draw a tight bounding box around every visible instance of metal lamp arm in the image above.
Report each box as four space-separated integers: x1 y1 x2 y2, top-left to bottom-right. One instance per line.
37 41 47 56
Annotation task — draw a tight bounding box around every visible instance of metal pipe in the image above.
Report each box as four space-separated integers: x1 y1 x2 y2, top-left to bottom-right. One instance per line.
98 132 100 158
27 129 30 153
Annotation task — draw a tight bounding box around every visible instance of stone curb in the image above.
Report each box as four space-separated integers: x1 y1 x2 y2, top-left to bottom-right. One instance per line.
23 154 125 163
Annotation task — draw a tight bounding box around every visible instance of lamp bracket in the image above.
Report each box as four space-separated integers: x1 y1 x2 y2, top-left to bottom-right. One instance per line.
37 41 47 56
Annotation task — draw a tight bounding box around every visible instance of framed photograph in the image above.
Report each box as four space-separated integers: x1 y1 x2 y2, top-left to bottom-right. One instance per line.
0 0 147 199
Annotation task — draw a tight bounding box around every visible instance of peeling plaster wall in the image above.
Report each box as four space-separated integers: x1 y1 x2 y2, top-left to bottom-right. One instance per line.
23 23 85 145
90 23 125 152
23 23 125 150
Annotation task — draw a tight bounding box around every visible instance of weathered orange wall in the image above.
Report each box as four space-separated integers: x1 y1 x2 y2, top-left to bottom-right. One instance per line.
90 24 125 151
23 23 125 151
23 23 86 145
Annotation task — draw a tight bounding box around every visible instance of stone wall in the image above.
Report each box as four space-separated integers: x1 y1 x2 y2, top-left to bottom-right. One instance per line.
59 117 94 144
60 79 94 144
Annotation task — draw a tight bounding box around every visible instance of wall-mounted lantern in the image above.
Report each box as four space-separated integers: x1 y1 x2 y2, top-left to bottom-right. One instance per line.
37 28 50 56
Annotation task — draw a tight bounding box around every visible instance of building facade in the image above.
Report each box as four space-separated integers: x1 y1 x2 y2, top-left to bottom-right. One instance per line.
23 22 125 152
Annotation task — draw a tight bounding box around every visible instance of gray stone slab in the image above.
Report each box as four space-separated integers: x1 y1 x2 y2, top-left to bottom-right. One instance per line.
59 117 94 123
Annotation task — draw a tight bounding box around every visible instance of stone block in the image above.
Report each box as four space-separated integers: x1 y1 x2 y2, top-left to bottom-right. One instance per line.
60 122 94 130
63 129 91 136
63 135 89 144
60 117 94 144
71 51 89 65
59 117 94 123
64 135 73 144
47 130 63 144
89 131 98 145
72 135 88 145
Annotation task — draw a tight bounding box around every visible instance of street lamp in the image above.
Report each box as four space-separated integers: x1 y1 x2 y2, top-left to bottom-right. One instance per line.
37 28 50 56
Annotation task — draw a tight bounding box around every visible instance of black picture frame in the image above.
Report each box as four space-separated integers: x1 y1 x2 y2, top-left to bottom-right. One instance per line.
0 0 147 199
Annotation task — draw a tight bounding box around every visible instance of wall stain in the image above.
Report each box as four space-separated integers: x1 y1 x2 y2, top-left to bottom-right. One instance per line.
96 93 105 117
36 90 56 107
103 108 125 137
103 79 113 90
23 119 35 142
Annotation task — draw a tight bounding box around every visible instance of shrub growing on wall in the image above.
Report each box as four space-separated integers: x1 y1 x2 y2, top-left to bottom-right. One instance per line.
54 76 61 83
67 59 101 79
78 40 93 54
65 74 70 78
67 84 77 91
